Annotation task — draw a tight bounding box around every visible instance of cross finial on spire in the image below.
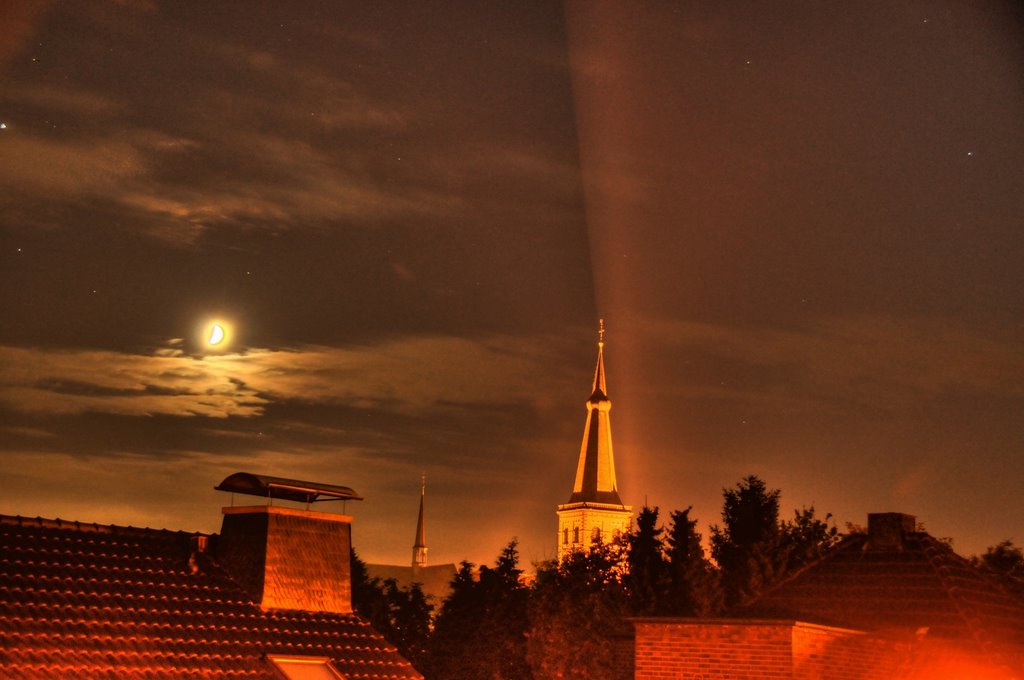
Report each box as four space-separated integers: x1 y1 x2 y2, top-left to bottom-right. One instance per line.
598 318 605 348
421 471 426 495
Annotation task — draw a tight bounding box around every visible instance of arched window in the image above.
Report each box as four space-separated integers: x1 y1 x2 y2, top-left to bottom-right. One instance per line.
592 527 602 542
562 528 569 545
573 526 580 544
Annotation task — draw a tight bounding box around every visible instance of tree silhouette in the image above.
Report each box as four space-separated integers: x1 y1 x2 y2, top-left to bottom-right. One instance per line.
711 475 784 608
778 505 839 571
350 547 434 671
527 541 631 680
424 541 531 679
972 539 1024 598
627 505 667 615
710 477 841 609
664 506 722 616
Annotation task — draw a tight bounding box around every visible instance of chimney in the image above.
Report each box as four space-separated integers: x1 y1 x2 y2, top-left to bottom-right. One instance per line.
213 473 362 614
867 512 916 549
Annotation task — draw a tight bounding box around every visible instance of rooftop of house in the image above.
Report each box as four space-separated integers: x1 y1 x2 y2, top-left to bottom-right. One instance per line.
0 513 422 679
741 513 1024 667
364 563 457 606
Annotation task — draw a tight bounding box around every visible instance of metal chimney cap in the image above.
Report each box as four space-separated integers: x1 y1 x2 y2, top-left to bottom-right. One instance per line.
215 472 363 504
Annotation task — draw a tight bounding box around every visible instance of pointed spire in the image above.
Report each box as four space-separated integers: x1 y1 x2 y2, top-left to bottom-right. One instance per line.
569 320 623 505
412 473 428 569
590 318 608 402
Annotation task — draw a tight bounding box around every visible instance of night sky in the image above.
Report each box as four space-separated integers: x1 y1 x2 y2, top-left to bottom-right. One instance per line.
1 1 1022 567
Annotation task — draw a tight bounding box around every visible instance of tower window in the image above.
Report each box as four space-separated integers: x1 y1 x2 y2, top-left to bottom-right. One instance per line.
573 526 580 544
562 528 568 545
592 527 602 542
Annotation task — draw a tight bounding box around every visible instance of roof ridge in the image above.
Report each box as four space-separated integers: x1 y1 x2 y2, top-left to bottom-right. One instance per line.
916 534 1006 655
0 513 208 538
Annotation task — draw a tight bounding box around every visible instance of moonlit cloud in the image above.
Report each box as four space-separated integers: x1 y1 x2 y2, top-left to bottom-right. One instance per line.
0 334 576 420
1 133 147 197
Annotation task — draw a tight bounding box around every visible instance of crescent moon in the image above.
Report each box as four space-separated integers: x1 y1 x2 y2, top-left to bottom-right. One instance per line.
208 323 225 345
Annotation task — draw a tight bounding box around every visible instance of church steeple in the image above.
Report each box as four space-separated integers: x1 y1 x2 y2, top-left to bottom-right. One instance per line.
556 321 632 560
569 319 623 505
412 474 427 569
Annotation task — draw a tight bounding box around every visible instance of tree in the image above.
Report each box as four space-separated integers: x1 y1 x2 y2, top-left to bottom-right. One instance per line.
349 548 434 670
976 539 1024 577
972 539 1024 598
527 541 631 680
626 505 667 615
424 541 532 680
710 477 842 609
663 506 722 616
710 475 784 608
350 547 391 632
778 505 839 571
381 579 433 668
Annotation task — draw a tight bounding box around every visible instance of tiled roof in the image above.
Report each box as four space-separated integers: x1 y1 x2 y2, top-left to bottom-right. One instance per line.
0 515 422 679
742 528 1024 668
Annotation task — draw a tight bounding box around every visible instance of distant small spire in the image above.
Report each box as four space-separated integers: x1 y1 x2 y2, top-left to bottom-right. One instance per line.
412 473 428 569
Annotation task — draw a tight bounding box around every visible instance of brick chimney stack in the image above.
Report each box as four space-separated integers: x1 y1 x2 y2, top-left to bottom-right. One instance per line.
218 505 353 613
867 512 916 549
212 472 361 614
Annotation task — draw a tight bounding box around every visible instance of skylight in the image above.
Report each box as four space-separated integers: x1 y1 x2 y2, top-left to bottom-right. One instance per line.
269 655 345 680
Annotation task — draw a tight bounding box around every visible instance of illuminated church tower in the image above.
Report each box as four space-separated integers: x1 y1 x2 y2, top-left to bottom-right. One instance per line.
556 321 632 561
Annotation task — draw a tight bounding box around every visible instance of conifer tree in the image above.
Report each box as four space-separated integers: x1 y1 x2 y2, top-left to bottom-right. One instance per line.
710 475 784 608
350 548 434 672
664 506 722 616
424 541 531 680
350 548 392 635
711 477 840 609
382 580 434 668
626 505 667 615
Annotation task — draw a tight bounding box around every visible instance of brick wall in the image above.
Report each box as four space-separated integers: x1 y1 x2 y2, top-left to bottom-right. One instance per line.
610 631 636 680
791 622 903 680
634 620 791 679
633 619 907 680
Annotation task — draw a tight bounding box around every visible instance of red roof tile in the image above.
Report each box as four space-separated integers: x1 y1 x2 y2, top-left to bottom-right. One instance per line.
0 515 421 679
